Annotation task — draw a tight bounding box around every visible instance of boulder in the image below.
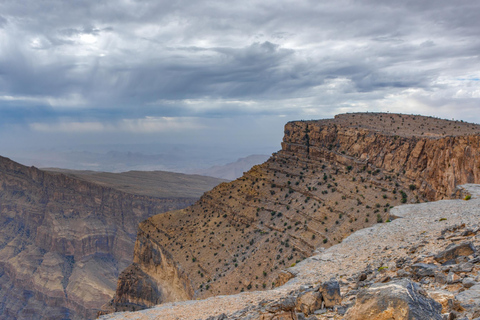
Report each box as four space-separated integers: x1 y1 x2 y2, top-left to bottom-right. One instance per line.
434 242 475 264
344 278 442 320
456 284 480 308
462 277 477 289
295 290 322 315
319 279 342 308
411 263 438 278
428 290 455 313
450 262 474 273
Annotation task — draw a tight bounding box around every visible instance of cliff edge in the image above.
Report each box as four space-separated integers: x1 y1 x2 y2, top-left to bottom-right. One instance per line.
103 113 480 315
100 184 480 319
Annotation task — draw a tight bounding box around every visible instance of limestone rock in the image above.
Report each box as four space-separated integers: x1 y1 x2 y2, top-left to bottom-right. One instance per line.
319 279 341 308
428 290 455 313
434 242 476 264
456 284 480 308
411 263 438 278
295 290 322 315
344 278 443 320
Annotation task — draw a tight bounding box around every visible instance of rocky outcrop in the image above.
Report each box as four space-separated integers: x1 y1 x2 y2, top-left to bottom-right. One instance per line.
0 156 222 319
344 278 443 320
104 113 480 314
282 114 480 200
100 184 480 320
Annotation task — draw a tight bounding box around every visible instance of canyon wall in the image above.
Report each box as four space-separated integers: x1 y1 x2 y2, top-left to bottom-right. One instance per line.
0 156 207 319
104 113 480 314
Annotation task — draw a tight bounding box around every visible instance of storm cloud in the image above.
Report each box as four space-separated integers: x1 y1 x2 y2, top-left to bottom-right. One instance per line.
1 0 480 166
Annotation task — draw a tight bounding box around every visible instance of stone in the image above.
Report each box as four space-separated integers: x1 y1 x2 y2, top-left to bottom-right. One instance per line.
428 290 455 313
450 262 474 273
462 277 476 289
295 290 323 315
206 314 228 320
319 279 342 308
397 269 411 278
434 242 476 264
435 272 448 284
266 297 297 313
411 263 438 278
447 272 462 284
456 284 480 308
344 278 443 320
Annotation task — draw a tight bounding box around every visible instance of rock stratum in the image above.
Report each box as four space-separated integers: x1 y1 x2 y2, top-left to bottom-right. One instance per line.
0 158 224 319
100 184 480 320
102 113 480 316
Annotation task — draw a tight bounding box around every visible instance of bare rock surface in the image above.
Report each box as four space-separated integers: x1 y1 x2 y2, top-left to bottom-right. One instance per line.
344 278 442 320
100 183 480 320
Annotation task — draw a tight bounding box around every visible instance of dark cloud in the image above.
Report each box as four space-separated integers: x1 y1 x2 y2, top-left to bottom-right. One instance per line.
1 0 480 164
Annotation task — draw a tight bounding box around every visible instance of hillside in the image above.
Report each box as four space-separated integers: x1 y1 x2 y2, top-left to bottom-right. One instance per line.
43 168 228 199
0 158 224 319
100 184 480 320
102 113 480 314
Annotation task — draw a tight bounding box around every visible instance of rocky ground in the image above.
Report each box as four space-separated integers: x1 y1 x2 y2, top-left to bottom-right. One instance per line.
100 184 480 319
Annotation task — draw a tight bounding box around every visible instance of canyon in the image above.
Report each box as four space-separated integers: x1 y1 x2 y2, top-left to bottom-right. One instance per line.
101 184 480 320
102 113 480 316
0 159 224 319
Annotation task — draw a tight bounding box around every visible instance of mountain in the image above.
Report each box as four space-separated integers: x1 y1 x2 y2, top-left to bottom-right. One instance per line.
43 169 228 199
99 183 480 320
0 159 225 319
189 155 270 180
102 113 480 315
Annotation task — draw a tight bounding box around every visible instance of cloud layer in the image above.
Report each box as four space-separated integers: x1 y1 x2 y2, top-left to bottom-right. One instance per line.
1 0 480 162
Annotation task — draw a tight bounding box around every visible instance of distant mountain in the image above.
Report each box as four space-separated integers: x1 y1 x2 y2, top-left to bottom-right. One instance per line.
188 154 270 180
43 168 228 199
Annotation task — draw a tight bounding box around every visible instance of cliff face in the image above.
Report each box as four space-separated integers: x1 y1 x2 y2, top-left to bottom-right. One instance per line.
105 113 480 314
0 157 203 319
283 116 480 200
99 184 480 320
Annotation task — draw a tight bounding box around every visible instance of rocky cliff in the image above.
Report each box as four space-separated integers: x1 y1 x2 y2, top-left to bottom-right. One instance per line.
103 113 480 315
0 157 223 319
100 184 480 320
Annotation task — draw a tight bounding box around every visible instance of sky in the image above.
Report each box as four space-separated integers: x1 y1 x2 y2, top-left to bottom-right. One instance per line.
1 0 480 170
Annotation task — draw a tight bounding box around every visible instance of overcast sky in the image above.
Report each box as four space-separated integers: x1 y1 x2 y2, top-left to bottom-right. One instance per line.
1 0 480 168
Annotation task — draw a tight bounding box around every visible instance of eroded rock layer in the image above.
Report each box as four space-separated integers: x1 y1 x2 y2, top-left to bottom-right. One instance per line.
104 113 480 314
0 157 210 319
101 185 480 320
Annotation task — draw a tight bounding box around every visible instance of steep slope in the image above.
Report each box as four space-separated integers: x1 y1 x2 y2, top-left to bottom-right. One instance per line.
104 113 480 314
100 184 480 320
0 158 224 319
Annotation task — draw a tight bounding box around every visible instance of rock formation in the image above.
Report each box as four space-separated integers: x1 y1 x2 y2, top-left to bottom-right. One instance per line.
100 184 480 320
103 113 480 315
0 157 223 319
